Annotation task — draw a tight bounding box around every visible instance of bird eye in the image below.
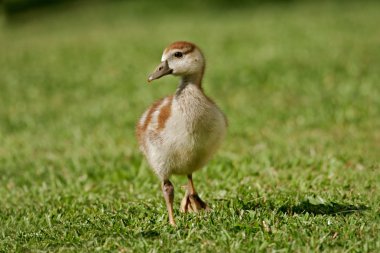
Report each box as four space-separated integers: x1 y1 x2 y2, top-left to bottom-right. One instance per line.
174 52 183 58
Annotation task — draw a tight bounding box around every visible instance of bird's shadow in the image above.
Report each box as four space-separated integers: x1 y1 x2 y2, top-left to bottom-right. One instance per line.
218 196 369 216
278 196 369 216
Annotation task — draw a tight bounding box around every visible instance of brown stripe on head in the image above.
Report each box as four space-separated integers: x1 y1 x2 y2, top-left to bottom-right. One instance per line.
164 41 196 55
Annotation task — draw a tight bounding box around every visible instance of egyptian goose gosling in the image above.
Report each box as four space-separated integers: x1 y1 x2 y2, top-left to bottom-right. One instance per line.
136 41 227 226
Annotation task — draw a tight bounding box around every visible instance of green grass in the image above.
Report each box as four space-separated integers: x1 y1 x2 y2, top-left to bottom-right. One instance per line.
1 1 379 252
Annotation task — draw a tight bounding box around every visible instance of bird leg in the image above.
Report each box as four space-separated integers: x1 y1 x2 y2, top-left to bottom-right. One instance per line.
162 180 176 226
180 174 210 213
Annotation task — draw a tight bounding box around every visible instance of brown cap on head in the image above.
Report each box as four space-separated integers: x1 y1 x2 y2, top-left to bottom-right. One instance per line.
164 41 196 55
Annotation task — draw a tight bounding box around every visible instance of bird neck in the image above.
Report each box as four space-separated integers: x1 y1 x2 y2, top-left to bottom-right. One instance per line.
176 68 205 96
174 74 208 118
176 75 201 96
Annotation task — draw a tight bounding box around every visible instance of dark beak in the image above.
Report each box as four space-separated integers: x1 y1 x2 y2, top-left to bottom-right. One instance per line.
148 60 173 82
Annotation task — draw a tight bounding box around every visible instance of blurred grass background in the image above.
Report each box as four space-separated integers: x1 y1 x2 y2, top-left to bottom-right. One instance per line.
0 0 379 252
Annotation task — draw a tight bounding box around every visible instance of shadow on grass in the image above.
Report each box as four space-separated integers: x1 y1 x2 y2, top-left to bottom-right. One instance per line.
215 196 368 216
279 197 368 216
140 230 160 238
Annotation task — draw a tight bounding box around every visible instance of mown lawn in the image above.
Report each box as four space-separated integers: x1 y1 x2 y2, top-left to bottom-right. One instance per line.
0 1 379 252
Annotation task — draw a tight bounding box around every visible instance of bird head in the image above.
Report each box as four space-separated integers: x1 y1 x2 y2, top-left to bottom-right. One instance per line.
148 41 205 82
